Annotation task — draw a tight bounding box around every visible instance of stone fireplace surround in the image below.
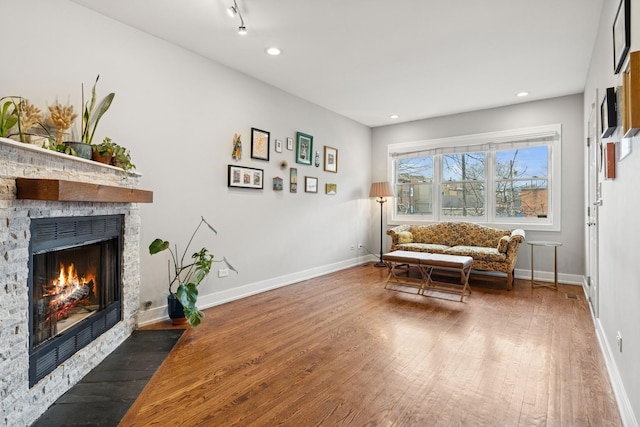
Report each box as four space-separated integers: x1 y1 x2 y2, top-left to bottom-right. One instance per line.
0 138 146 426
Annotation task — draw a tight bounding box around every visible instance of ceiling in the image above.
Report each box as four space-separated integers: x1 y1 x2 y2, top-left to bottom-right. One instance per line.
72 0 603 128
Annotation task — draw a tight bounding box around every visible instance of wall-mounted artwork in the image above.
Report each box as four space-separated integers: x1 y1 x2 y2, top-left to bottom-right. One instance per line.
296 132 313 165
613 0 630 74
273 176 283 191
290 167 298 193
232 133 242 160
324 146 338 173
305 176 318 193
325 183 337 195
251 128 270 161
601 87 617 138
228 165 264 189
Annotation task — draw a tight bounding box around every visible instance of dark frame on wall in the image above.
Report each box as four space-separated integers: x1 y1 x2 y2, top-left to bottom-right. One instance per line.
251 128 270 161
601 87 617 138
613 0 630 74
228 165 264 189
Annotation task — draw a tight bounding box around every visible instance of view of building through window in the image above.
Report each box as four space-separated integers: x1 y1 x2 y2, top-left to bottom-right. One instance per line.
394 145 549 222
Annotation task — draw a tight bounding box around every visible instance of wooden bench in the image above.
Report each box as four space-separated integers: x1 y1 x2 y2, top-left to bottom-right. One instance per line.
382 250 474 302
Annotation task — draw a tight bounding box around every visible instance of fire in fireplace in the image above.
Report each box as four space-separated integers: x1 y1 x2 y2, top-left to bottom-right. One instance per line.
29 215 123 386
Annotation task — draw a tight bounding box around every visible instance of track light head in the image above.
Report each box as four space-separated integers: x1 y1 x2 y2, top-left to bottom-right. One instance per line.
227 6 237 17
238 25 247 35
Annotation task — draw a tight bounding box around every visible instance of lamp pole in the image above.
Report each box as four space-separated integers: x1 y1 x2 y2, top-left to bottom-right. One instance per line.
369 181 394 268
375 197 387 267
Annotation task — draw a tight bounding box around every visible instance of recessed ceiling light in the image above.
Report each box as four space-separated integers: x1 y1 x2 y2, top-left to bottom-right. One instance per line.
516 91 529 97
265 47 281 56
389 114 399 119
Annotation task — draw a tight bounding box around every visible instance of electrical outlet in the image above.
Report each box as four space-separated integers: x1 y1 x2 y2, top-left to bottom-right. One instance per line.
350 245 355 250
616 331 622 352
358 243 364 248
218 268 229 278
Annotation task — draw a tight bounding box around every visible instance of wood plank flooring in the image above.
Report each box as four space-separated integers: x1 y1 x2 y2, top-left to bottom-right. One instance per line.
121 265 621 426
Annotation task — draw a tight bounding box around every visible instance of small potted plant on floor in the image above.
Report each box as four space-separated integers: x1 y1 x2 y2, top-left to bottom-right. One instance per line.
149 217 236 327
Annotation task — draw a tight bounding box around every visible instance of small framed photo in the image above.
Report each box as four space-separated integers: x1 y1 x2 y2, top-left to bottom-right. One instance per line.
296 132 313 165
601 87 617 138
273 176 283 191
324 146 338 173
251 128 270 161
305 176 318 193
325 183 337 195
228 165 264 189
275 139 283 153
290 167 298 193
287 137 293 150
613 0 630 74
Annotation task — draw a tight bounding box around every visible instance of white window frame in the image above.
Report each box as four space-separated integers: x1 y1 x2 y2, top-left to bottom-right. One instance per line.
387 124 561 231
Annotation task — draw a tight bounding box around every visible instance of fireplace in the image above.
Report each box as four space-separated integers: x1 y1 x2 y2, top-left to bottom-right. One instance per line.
29 215 123 386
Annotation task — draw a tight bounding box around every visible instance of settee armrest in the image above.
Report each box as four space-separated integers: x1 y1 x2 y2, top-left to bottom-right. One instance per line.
387 224 411 248
504 228 526 266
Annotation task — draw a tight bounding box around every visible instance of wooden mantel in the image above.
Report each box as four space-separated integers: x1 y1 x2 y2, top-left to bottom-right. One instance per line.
16 178 153 203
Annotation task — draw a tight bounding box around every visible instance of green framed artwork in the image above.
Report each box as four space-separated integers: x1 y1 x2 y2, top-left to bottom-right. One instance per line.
296 132 313 165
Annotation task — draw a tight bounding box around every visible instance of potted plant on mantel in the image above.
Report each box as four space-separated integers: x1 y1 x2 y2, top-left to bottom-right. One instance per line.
92 136 136 171
46 75 114 159
149 217 236 327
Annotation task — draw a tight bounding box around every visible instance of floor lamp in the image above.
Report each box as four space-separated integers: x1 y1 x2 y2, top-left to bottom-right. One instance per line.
369 181 394 267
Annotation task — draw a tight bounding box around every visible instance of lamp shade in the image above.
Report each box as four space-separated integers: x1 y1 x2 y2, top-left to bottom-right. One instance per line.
369 181 394 198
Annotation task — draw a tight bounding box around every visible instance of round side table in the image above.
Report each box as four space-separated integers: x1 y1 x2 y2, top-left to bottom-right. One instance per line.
526 241 562 290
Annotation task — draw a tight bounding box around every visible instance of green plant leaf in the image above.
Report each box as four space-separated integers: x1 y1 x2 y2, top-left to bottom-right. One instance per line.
149 238 170 254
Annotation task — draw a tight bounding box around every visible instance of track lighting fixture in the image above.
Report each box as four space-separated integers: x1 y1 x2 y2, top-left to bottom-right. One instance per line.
227 0 247 35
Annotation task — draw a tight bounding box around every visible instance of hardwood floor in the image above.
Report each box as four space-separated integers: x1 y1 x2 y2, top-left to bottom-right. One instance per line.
121 265 621 426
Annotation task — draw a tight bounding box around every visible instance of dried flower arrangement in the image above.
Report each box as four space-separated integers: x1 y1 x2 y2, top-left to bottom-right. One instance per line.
47 103 77 144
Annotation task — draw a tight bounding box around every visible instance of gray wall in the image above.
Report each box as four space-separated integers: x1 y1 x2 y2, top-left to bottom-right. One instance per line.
1 0 374 326
372 94 586 282
583 0 640 423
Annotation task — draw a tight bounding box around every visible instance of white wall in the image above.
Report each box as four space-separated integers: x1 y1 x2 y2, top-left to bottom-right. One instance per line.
583 0 640 424
1 0 373 326
371 95 586 282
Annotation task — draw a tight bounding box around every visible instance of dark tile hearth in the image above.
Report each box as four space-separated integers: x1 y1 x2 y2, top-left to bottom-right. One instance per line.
32 329 183 427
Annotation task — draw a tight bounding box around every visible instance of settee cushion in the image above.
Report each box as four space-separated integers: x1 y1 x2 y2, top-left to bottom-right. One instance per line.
445 245 506 262
497 235 509 253
395 243 450 254
397 231 414 244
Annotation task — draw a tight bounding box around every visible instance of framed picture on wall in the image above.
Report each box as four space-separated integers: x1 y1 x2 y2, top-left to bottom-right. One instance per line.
251 128 270 161
305 176 318 193
228 165 264 189
613 0 630 74
290 167 298 193
323 146 338 173
296 132 313 165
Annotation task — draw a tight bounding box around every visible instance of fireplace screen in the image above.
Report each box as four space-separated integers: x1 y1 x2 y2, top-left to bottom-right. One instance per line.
29 215 122 386
32 240 118 347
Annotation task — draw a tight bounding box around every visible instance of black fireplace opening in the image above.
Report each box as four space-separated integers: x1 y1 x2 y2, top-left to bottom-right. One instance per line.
28 215 123 387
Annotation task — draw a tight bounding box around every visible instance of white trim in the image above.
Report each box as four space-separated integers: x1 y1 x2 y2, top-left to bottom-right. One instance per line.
387 124 562 231
580 282 638 427
137 255 376 326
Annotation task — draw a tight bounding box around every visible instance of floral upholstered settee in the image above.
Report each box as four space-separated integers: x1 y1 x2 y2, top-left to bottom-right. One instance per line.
387 222 525 290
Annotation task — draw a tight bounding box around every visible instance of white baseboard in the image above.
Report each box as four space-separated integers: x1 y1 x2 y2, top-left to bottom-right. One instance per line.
580 280 638 426
137 254 376 327
514 267 583 286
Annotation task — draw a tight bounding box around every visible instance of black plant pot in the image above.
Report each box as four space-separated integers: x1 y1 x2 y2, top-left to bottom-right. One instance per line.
167 294 188 325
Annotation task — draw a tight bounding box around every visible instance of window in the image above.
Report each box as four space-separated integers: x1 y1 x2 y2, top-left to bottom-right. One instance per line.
388 125 561 231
